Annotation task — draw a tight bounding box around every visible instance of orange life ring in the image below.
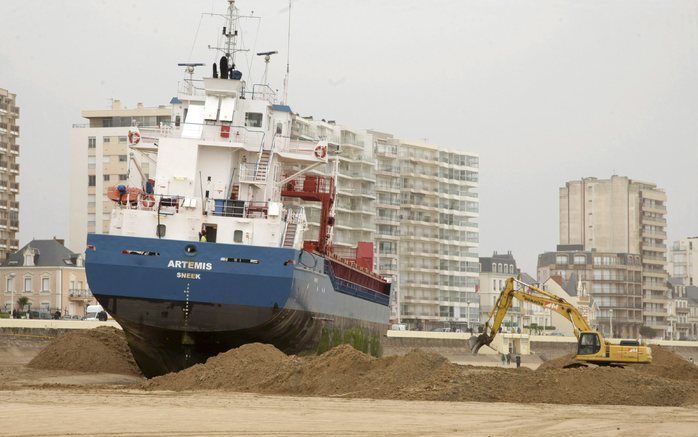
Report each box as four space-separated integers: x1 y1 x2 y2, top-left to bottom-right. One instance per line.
314 144 327 159
141 194 156 208
128 130 141 145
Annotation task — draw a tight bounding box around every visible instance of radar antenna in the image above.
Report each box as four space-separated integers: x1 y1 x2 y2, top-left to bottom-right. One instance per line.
256 51 278 85
177 63 205 94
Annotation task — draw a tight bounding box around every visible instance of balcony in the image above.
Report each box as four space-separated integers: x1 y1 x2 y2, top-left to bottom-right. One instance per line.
643 309 667 317
69 289 93 301
641 215 666 226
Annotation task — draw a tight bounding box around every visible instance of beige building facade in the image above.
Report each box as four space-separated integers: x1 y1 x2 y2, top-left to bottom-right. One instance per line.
558 176 669 337
380 139 480 331
538 248 643 338
668 237 698 287
478 252 519 328
2 239 93 318
68 100 171 252
0 88 21 259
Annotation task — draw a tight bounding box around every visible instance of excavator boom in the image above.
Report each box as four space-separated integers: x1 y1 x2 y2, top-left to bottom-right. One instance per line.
471 277 652 365
471 277 591 353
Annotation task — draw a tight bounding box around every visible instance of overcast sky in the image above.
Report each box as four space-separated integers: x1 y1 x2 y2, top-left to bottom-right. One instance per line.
1 0 697 273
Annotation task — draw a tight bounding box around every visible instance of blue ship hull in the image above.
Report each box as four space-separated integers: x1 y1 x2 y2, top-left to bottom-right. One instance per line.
85 234 390 377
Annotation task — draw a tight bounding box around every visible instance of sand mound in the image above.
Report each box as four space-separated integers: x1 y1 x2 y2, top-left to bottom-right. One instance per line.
536 353 578 370
28 327 140 376
143 343 698 406
537 346 698 381
143 343 300 391
630 346 698 381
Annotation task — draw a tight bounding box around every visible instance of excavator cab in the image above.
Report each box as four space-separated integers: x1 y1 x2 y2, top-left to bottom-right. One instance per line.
577 332 602 356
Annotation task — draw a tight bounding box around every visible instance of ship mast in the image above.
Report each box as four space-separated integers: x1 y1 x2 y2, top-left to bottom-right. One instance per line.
206 0 249 72
224 0 238 69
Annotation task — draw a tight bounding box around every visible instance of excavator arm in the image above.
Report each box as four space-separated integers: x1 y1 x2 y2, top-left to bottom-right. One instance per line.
470 277 592 353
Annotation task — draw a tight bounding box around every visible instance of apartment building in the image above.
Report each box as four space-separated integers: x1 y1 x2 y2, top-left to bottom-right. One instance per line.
559 176 669 338
668 237 698 287
0 88 20 259
68 100 171 252
1 239 93 318
383 140 480 331
538 247 643 338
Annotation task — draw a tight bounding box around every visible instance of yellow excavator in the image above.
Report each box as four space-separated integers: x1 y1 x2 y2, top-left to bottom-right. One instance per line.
470 277 652 366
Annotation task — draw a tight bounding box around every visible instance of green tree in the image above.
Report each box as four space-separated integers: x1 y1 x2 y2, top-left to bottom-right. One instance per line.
639 325 656 339
16 296 29 312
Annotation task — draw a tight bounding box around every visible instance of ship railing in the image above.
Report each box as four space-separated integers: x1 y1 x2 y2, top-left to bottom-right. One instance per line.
138 123 266 149
324 261 390 306
284 207 307 227
177 79 206 97
249 84 277 104
239 162 270 183
281 175 333 195
210 199 269 219
285 140 314 154
113 192 188 214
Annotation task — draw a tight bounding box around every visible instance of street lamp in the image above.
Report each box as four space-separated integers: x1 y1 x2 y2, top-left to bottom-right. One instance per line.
8 273 15 318
609 309 614 339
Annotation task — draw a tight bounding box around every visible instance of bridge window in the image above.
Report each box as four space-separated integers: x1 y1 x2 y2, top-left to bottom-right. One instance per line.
245 112 263 128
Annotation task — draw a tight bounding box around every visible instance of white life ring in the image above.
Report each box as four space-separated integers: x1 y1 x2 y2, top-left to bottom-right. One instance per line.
128 130 141 145
314 144 327 159
141 194 156 208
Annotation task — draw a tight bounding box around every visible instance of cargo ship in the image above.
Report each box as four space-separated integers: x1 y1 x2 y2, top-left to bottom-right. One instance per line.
84 0 391 377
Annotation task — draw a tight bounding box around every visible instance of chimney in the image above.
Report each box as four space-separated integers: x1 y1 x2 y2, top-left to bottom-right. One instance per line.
137 102 144 109
112 99 122 110
53 237 65 246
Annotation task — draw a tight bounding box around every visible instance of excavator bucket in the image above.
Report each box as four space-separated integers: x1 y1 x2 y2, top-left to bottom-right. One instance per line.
469 333 490 354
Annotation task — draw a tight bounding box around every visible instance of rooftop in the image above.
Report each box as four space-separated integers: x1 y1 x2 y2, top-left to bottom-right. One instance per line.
3 239 82 267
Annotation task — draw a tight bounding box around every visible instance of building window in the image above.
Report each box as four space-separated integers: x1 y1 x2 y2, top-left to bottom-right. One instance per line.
40 302 50 313
24 277 32 293
244 112 263 128
234 230 243 243
103 136 111 143
41 277 50 292
6 277 13 293
88 175 96 186
88 137 96 148
119 174 128 181
118 136 127 143
498 263 503 273
119 155 127 162
556 255 568 265
103 174 110 182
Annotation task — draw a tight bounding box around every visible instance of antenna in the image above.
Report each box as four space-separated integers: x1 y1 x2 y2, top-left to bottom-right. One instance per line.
256 51 278 85
282 0 292 104
177 63 205 94
205 1 258 79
